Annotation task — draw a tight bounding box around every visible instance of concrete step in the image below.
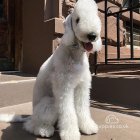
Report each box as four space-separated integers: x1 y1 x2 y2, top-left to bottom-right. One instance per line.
1 71 140 109
0 102 140 140
0 72 36 107
0 72 140 140
95 64 140 73
91 71 140 108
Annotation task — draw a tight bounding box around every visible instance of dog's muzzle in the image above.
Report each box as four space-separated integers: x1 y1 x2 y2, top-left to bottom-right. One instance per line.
71 18 94 52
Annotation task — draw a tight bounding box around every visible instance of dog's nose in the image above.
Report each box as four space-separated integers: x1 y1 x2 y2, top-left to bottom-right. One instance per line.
87 32 97 41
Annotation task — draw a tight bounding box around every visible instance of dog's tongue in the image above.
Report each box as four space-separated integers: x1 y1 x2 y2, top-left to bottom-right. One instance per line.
83 42 93 52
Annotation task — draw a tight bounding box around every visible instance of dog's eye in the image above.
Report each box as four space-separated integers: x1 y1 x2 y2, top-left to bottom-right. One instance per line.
76 18 80 24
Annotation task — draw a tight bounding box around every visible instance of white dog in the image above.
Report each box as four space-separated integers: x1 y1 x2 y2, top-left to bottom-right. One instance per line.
0 0 102 140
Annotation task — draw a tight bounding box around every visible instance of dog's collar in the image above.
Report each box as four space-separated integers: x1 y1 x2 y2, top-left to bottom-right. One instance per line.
70 17 78 46
70 17 74 36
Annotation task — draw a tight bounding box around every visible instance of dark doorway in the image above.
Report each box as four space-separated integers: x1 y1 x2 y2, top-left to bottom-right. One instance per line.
0 0 22 71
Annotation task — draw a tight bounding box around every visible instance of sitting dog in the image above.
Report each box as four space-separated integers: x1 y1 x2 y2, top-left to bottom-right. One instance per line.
0 0 102 140
24 0 102 139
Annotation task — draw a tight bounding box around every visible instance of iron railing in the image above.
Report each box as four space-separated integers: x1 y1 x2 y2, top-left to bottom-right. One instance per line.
94 0 140 74
105 0 140 63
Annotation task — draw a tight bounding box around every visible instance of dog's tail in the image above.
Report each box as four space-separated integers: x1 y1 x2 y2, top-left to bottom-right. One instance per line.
0 114 30 123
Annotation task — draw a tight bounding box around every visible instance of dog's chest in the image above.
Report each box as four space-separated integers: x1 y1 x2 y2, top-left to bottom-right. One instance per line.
66 56 89 75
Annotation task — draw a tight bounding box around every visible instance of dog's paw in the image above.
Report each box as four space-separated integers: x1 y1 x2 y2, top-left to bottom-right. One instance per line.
60 130 80 140
79 120 99 135
34 125 54 137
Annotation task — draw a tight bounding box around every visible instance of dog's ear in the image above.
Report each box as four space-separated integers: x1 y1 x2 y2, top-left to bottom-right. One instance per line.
61 14 75 47
63 14 72 29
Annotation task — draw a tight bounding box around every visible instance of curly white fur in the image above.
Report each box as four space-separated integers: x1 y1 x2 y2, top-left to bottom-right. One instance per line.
24 0 102 140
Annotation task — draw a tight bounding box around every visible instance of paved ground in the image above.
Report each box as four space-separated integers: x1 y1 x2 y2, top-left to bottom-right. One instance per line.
0 72 36 107
0 102 140 140
0 72 140 140
0 72 36 82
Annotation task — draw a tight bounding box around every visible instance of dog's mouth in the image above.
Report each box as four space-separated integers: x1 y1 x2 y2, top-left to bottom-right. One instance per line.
82 42 93 52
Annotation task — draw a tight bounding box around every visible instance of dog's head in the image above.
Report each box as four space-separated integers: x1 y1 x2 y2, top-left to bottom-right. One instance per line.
62 0 102 53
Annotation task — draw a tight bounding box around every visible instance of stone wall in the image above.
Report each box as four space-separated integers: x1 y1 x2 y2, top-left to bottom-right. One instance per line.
22 0 64 73
21 0 140 73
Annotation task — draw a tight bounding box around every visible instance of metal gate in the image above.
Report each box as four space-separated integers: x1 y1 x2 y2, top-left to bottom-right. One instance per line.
94 0 140 74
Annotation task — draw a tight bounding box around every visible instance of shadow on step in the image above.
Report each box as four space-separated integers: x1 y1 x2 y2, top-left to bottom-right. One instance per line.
1 122 60 140
90 75 140 117
91 100 140 118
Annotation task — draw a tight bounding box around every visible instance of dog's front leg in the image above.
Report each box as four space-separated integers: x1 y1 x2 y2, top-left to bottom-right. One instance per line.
74 81 99 135
53 82 80 140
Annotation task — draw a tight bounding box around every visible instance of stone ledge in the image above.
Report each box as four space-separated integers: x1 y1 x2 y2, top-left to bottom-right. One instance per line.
44 18 64 35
